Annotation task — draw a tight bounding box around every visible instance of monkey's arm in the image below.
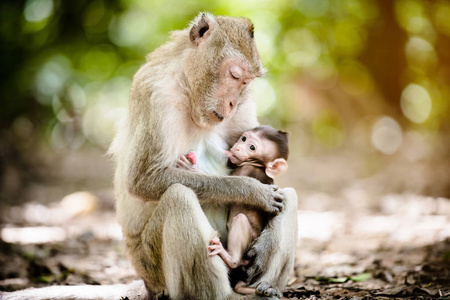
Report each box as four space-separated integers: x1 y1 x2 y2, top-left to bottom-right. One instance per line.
131 162 283 214
124 78 282 212
173 153 283 212
125 133 281 213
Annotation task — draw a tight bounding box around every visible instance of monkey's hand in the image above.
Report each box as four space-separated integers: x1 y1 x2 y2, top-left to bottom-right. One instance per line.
253 183 284 215
255 282 283 298
208 236 225 256
176 153 201 172
208 237 240 269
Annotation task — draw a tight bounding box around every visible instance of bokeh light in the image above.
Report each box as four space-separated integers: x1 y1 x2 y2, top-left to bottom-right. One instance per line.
24 0 54 23
371 116 403 155
6 2 444 151
282 28 322 68
109 10 152 48
35 55 71 105
401 83 432 124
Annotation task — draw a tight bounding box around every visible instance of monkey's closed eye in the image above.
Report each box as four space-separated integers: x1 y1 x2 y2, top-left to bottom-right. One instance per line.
230 71 240 80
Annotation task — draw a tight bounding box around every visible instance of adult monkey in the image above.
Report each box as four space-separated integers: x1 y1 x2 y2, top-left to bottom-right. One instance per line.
110 12 298 300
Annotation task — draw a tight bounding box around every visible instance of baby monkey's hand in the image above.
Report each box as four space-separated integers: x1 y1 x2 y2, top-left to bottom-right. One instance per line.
208 236 225 257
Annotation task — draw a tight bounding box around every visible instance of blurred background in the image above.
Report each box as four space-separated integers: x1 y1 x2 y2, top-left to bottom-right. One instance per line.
0 0 450 295
1 0 449 205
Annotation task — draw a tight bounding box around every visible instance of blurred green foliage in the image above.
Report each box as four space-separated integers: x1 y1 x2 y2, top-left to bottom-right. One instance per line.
1 0 450 157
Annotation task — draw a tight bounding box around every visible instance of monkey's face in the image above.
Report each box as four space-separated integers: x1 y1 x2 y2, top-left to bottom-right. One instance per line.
188 14 264 129
191 58 256 128
213 58 255 118
227 131 277 166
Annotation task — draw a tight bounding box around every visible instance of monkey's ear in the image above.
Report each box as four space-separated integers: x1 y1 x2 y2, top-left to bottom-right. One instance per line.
190 13 214 47
248 23 254 39
265 158 288 179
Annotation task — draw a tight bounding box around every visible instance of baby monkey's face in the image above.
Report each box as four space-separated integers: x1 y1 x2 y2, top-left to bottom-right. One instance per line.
226 131 277 166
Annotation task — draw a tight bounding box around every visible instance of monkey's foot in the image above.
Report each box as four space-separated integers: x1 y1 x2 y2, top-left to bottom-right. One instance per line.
255 282 282 298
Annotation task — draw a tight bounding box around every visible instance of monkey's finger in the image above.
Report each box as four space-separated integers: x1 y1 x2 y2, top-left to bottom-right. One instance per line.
180 155 196 167
265 287 281 297
274 192 285 203
208 245 222 251
176 159 187 168
255 282 270 295
265 205 280 215
208 248 222 256
209 237 221 245
178 159 190 168
180 155 191 164
272 201 284 211
177 159 193 169
267 201 283 214
274 196 284 203
264 288 274 297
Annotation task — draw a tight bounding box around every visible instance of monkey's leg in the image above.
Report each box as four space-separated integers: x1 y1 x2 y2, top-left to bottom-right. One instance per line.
234 281 256 295
141 183 234 300
246 187 298 293
226 213 254 269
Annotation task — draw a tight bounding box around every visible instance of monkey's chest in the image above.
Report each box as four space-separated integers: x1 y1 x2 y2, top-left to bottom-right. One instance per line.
188 134 229 176
188 133 230 242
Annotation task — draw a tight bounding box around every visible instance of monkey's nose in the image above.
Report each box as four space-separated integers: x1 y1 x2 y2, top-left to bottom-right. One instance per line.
229 99 237 111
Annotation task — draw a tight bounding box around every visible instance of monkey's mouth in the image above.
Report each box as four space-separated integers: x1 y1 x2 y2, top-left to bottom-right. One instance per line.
228 154 243 165
212 110 224 121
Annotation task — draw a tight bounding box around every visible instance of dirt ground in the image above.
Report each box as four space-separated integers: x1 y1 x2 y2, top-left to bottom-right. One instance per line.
0 148 449 299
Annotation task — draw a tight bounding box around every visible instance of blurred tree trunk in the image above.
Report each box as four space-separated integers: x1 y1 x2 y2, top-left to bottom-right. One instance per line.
361 0 407 118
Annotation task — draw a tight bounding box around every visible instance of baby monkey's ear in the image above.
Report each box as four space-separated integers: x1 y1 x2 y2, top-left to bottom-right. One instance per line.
265 158 288 179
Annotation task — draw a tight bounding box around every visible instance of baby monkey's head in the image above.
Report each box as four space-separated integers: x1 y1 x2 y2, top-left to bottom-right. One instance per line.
226 126 289 179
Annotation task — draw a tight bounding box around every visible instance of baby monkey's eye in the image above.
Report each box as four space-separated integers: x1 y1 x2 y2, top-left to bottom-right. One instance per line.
249 145 256 151
241 136 247 142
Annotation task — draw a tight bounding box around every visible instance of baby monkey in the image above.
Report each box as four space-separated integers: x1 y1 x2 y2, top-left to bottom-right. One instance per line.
178 125 289 295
